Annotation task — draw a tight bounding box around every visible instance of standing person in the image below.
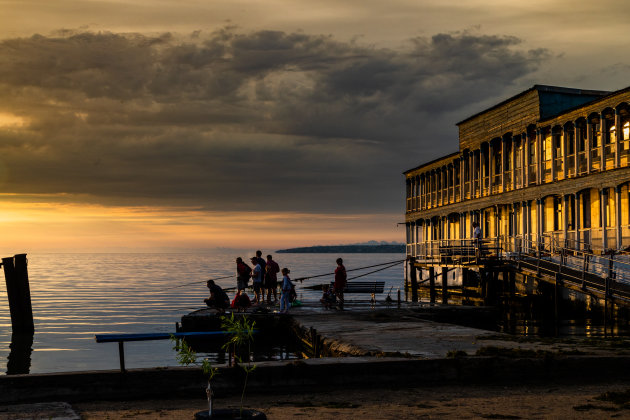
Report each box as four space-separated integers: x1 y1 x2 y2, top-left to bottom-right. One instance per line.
265 254 280 304
472 222 482 241
255 250 267 303
472 221 483 258
236 257 251 292
280 268 293 314
204 280 230 313
250 257 263 303
333 258 347 309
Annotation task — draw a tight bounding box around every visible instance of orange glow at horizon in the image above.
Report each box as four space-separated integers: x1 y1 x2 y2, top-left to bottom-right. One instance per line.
0 112 28 129
0 197 403 253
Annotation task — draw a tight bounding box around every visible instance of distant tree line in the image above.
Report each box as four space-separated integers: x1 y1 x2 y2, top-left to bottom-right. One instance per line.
276 244 405 253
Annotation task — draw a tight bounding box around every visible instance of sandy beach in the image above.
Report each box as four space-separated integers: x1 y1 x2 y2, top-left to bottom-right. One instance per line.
72 382 630 419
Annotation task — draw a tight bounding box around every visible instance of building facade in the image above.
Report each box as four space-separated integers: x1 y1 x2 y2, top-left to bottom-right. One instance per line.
404 85 630 262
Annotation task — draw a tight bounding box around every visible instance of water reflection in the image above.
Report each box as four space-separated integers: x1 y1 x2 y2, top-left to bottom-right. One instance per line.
7 333 33 375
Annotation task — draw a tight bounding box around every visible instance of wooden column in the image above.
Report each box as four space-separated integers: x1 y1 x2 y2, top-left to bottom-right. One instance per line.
575 192 582 248
488 142 494 194
471 150 477 198
524 133 530 186
441 167 446 206
428 171 433 208
460 157 465 202
573 121 579 176
601 113 607 171
536 128 542 184
550 129 557 181
500 137 507 192
449 161 459 203
562 125 568 179
563 195 569 245
615 109 622 168
511 136 517 190
616 185 622 250
586 119 592 174
601 188 608 250
480 146 486 196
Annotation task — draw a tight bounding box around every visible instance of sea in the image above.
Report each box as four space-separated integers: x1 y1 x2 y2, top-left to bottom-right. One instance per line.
0 251 404 375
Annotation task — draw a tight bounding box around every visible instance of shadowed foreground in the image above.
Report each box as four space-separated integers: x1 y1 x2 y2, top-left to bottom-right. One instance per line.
72 382 630 419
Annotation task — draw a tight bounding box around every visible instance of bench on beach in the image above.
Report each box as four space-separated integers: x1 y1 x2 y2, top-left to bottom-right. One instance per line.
95 331 250 373
342 281 385 294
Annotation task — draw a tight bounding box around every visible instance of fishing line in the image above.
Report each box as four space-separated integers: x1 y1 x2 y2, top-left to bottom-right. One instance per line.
346 261 402 281
161 258 406 291
292 258 406 283
161 274 235 290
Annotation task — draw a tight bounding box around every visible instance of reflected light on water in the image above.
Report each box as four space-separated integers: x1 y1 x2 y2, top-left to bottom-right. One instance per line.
0 252 404 374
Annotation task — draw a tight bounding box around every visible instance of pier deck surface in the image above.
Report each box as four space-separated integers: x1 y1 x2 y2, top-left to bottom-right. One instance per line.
292 305 498 357
288 301 629 358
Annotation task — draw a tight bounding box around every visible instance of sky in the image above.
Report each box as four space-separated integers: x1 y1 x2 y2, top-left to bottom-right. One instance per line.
0 0 629 252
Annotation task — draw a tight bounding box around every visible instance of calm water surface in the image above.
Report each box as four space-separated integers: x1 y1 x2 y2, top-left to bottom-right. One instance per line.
0 251 404 374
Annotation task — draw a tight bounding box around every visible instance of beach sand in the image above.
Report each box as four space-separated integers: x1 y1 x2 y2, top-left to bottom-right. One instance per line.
73 382 630 419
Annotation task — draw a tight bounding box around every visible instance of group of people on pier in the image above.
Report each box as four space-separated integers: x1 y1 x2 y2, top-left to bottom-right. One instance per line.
204 250 295 314
203 253 349 313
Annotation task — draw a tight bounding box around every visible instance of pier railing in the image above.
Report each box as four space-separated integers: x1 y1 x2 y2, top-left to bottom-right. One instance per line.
411 233 630 291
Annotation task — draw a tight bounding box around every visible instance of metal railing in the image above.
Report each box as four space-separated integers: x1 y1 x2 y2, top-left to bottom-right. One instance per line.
409 232 630 290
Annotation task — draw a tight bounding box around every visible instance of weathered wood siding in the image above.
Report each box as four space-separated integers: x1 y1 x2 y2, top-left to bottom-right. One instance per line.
458 90 540 151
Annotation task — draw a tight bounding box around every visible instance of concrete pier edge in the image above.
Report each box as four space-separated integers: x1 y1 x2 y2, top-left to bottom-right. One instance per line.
2 355 630 404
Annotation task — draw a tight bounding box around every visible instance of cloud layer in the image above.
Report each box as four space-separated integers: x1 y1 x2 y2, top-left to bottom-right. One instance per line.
0 28 547 212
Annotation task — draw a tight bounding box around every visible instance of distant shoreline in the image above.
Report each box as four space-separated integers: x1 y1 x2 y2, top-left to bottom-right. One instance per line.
276 244 405 253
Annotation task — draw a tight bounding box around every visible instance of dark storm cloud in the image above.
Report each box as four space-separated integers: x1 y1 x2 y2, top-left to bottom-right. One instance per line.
0 28 548 212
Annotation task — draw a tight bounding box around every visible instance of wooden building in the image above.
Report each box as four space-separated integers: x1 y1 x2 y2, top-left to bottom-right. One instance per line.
404 85 630 262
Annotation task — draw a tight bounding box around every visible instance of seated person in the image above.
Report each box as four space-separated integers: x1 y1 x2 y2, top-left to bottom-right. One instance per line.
231 289 252 311
319 284 336 309
204 280 230 312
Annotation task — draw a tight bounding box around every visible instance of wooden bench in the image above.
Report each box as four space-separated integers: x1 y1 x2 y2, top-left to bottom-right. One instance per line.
95 331 253 373
341 281 385 294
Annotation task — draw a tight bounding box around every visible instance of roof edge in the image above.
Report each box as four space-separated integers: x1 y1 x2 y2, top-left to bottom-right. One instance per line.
456 85 610 126
403 151 460 175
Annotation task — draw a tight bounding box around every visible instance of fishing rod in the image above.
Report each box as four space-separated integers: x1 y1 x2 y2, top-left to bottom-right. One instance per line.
162 274 235 290
346 261 402 281
302 260 403 290
163 258 406 292
292 258 406 283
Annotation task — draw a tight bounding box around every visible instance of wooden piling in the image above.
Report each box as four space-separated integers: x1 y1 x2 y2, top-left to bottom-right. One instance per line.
509 270 516 297
429 267 436 304
7 332 33 375
554 272 561 336
410 258 418 303
2 254 35 334
441 267 448 305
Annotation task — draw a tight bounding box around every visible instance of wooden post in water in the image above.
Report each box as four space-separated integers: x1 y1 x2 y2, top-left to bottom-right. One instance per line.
441 267 448 305
554 272 561 336
405 259 413 302
604 276 609 337
2 254 35 334
509 270 516 297
429 267 436 304
410 258 418 303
